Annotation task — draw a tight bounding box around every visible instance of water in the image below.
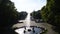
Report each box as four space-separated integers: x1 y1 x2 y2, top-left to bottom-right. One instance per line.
15 27 43 34
25 13 30 27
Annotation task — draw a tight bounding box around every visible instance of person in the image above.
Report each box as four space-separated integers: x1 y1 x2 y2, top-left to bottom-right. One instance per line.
33 27 35 33
24 30 26 33
24 27 26 33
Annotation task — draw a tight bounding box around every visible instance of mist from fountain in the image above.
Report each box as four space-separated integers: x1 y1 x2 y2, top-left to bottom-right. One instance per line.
25 13 30 27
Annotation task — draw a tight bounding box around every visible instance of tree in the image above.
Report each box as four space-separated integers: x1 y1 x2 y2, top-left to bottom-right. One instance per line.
30 10 42 19
18 11 28 20
41 0 60 33
0 0 18 34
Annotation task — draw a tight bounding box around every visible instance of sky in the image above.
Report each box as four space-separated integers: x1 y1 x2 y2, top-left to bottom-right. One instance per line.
11 0 47 13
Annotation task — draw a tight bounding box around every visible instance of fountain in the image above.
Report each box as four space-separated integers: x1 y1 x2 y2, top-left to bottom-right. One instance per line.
15 13 46 34
25 13 30 27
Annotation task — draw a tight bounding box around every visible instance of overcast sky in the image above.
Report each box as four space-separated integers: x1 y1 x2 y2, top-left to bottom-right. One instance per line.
11 0 47 13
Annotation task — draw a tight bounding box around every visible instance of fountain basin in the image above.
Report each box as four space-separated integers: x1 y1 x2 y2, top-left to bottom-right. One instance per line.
15 26 46 34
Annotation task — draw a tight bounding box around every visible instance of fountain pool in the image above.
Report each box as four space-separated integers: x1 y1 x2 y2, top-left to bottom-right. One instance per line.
15 26 44 34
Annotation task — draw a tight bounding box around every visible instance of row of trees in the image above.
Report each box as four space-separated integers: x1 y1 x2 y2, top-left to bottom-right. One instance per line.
30 10 42 19
41 0 60 33
30 10 43 22
0 0 18 34
18 11 28 20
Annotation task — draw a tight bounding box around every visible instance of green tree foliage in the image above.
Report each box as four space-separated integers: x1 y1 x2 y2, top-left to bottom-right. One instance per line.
30 10 42 19
0 0 18 27
18 11 28 20
0 0 17 30
41 0 60 33
0 0 18 34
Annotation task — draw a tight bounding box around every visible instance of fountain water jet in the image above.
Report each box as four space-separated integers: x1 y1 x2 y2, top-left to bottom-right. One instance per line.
25 13 30 27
